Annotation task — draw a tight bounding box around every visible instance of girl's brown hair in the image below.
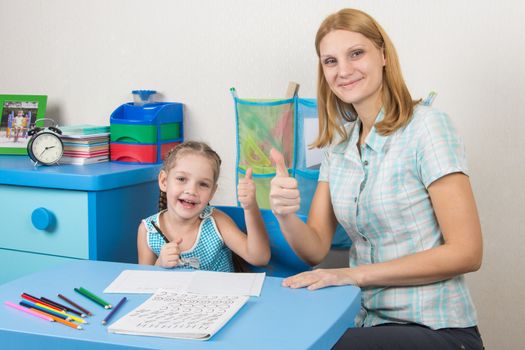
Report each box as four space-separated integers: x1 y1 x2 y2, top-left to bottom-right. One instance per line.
158 141 221 211
313 8 420 147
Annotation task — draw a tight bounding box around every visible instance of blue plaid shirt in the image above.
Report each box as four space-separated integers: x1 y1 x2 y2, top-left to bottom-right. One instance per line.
319 105 478 329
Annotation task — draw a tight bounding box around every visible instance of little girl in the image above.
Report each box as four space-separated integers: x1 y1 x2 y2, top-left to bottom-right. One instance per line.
137 141 270 271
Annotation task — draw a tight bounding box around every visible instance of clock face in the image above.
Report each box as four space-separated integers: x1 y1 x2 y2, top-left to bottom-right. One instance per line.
29 131 64 165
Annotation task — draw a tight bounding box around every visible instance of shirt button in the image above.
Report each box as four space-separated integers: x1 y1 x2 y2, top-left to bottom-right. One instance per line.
363 160 369 166
354 197 358 203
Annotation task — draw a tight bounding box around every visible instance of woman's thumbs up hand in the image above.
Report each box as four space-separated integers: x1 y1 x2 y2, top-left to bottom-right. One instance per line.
269 148 300 216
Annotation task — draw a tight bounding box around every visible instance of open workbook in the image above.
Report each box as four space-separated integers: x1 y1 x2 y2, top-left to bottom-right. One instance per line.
108 289 249 340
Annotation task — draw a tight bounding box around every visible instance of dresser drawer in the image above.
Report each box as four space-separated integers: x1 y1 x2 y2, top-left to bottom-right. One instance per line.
0 249 79 285
0 185 89 258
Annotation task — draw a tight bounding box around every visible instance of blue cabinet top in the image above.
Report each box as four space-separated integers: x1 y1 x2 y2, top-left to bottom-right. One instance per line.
0 155 161 191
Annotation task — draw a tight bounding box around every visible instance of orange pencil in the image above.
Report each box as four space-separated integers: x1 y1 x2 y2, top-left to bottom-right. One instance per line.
46 312 83 330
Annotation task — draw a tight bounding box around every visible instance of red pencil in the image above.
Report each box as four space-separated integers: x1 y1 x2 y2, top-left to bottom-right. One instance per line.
21 293 63 313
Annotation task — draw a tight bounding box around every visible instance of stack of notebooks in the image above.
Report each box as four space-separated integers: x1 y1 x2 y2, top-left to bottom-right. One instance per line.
59 124 110 165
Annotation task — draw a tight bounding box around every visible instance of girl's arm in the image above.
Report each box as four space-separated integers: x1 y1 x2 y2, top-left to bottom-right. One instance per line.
137 222 158 265
214 210 270 266
137 221 183 267
283 172 483 290
215 168 270 266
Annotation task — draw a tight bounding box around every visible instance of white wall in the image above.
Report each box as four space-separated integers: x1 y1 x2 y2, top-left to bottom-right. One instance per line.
1 0 523 348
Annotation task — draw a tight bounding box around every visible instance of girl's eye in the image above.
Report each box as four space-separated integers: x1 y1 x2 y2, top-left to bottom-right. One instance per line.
200 182 211 188
176 177 186 182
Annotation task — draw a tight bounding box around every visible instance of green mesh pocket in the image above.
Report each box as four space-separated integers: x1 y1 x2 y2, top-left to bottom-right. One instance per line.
237 167 274 209
237 99 294 169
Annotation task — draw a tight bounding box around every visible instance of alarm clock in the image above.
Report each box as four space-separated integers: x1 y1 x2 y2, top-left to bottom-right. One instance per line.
27 122 64 166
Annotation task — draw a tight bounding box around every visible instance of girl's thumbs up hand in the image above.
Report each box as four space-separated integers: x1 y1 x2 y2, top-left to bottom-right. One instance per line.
238 167 258 210
269 148 300 216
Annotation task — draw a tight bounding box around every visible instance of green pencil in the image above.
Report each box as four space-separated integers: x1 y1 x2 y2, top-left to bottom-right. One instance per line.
74 287 112 309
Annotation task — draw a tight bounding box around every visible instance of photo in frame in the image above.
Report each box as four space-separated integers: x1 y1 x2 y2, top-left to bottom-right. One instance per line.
0 94 47 155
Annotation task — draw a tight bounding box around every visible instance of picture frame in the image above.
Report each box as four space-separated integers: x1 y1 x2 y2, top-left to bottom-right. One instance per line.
0 94 47 155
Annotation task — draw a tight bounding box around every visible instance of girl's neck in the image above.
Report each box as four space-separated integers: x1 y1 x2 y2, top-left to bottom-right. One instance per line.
160 210 201 240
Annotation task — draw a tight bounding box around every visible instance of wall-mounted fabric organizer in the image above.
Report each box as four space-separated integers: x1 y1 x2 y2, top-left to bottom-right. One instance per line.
232 92 351 249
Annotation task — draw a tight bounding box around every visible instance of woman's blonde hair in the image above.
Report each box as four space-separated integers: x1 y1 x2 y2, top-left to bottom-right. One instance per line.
158 141 221 211
313 8 419 147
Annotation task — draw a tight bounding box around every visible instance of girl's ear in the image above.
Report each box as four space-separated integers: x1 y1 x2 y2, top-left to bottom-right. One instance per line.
158 170 168 192
209 183 218 200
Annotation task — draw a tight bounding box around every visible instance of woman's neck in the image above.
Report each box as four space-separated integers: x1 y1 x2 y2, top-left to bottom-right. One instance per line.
355 100 382 145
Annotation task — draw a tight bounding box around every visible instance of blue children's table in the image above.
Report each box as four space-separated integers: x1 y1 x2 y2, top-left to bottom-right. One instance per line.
0 260 361 350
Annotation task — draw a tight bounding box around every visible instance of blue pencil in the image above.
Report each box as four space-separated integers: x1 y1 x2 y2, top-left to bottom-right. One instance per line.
101 297 127 325
19 300 71 321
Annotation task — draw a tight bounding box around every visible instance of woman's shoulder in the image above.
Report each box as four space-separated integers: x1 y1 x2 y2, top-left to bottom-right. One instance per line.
403 104 457 137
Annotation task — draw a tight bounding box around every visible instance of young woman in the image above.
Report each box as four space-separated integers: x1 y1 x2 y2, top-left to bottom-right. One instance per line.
269 8 484 349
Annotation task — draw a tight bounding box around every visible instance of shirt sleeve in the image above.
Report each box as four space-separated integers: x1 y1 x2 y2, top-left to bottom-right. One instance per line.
318 148 331 182
416 110 469 188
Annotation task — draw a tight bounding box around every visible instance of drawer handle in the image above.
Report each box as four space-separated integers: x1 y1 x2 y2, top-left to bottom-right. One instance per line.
31 207 56 231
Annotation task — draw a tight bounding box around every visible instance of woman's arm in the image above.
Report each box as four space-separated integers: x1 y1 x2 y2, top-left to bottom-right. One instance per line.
283 172 483 290
269 149 338 265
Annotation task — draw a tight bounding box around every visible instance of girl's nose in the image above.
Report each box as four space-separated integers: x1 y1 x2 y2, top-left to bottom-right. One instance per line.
184 183 198 195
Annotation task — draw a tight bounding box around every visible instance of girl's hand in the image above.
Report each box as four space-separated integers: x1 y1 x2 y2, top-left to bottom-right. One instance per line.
269 148 300 216
237 168 257 210
282 268 359 290
157 238 183 268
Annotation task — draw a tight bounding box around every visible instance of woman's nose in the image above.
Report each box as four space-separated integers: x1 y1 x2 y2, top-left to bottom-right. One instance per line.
338 60 354 78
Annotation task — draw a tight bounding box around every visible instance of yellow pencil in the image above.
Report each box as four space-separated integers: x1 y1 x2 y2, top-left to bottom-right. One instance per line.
35 302 87 324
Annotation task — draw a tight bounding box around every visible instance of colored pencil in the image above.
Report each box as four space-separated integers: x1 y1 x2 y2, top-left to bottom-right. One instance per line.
45 313 83 330
75 287 112 309
102 297 127 325
4 301 54 322
58 293 93 316
21 293 62 312
28 300 87 324
40 296 86 317
19 300 71 321
151 221 169 243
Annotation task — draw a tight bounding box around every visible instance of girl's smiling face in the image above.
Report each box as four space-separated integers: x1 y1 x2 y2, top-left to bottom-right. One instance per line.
159 153 217 220
320 30 385 115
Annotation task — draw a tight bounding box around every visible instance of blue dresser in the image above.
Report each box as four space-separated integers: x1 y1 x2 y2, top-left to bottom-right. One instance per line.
0 156 161 284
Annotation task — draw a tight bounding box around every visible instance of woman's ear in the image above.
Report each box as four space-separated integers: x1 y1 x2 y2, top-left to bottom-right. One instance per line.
158 170 168 192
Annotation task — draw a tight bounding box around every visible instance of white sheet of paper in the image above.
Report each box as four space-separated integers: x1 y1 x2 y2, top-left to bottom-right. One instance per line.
303 118 323 168
103 270 265 297
108 289 249 340
187 271 266 297
103 270 193 293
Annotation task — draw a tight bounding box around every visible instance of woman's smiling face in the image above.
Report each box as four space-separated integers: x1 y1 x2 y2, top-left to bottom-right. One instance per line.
319 30 385 114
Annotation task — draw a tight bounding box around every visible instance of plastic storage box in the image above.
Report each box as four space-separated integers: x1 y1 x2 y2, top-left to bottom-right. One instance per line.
110 102 183 163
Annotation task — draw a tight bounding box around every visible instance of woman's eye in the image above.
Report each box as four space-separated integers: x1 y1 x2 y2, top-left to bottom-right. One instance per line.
351 49 364 58
323 57 336 65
